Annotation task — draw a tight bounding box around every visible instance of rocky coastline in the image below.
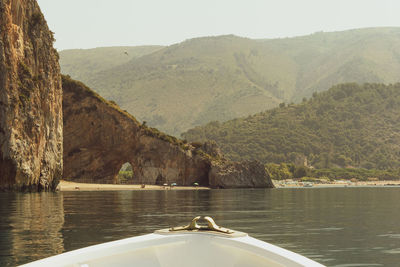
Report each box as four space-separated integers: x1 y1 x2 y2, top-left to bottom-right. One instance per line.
0 1 273 191
63 76 273 189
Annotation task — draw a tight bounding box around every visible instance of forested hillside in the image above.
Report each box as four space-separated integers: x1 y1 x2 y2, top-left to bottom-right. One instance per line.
182 83 400 170
59 28 400 135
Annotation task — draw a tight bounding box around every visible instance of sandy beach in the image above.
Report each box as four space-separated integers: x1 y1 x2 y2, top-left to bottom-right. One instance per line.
57 180 400 191
57 180 210 191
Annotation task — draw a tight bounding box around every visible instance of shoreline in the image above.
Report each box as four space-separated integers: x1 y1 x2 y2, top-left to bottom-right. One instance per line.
57 180 400 192
57 180 210 191
272 179 400 188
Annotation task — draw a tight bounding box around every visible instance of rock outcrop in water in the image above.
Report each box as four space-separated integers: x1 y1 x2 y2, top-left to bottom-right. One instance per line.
0 0 63 191
63 76 273 188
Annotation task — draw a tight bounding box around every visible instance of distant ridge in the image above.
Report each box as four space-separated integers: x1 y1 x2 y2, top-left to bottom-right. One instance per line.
59 46 164 82
60 27 400 135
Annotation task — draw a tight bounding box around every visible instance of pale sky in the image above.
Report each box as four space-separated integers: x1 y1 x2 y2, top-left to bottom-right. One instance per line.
37 0 400 51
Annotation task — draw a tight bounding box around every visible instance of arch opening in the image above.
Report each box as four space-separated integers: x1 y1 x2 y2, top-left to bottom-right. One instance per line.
118 162 133 184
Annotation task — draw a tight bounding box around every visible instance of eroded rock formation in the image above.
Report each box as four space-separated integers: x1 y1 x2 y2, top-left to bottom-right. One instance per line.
0 0 63 191
209 161 274 188
62 76 210 185
63 76 273 188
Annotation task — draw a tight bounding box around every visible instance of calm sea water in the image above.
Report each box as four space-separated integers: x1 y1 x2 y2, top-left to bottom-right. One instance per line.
1 188 400 266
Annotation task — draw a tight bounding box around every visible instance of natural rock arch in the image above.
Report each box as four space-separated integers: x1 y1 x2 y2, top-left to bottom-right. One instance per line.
62 76 210 185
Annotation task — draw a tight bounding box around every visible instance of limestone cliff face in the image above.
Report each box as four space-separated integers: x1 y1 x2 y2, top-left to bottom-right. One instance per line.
63 76 273 188
0 0 63 191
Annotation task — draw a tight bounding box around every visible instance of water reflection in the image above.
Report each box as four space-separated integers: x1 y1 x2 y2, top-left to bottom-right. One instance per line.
0 193 64 266
61 190 214 251
1 188 400 266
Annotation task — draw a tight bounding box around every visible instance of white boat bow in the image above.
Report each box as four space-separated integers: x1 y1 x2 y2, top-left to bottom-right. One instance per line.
21 216 325 267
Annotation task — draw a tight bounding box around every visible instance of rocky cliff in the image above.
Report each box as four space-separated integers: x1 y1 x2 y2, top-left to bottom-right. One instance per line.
63 76 273 188
0 0 63 191
209 161 275 188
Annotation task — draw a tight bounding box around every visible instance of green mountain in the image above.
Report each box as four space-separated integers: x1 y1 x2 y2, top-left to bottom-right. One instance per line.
59 28 400 136
182 83 400 170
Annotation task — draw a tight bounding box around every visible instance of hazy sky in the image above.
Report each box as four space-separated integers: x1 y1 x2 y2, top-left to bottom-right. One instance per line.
37 0 400 51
